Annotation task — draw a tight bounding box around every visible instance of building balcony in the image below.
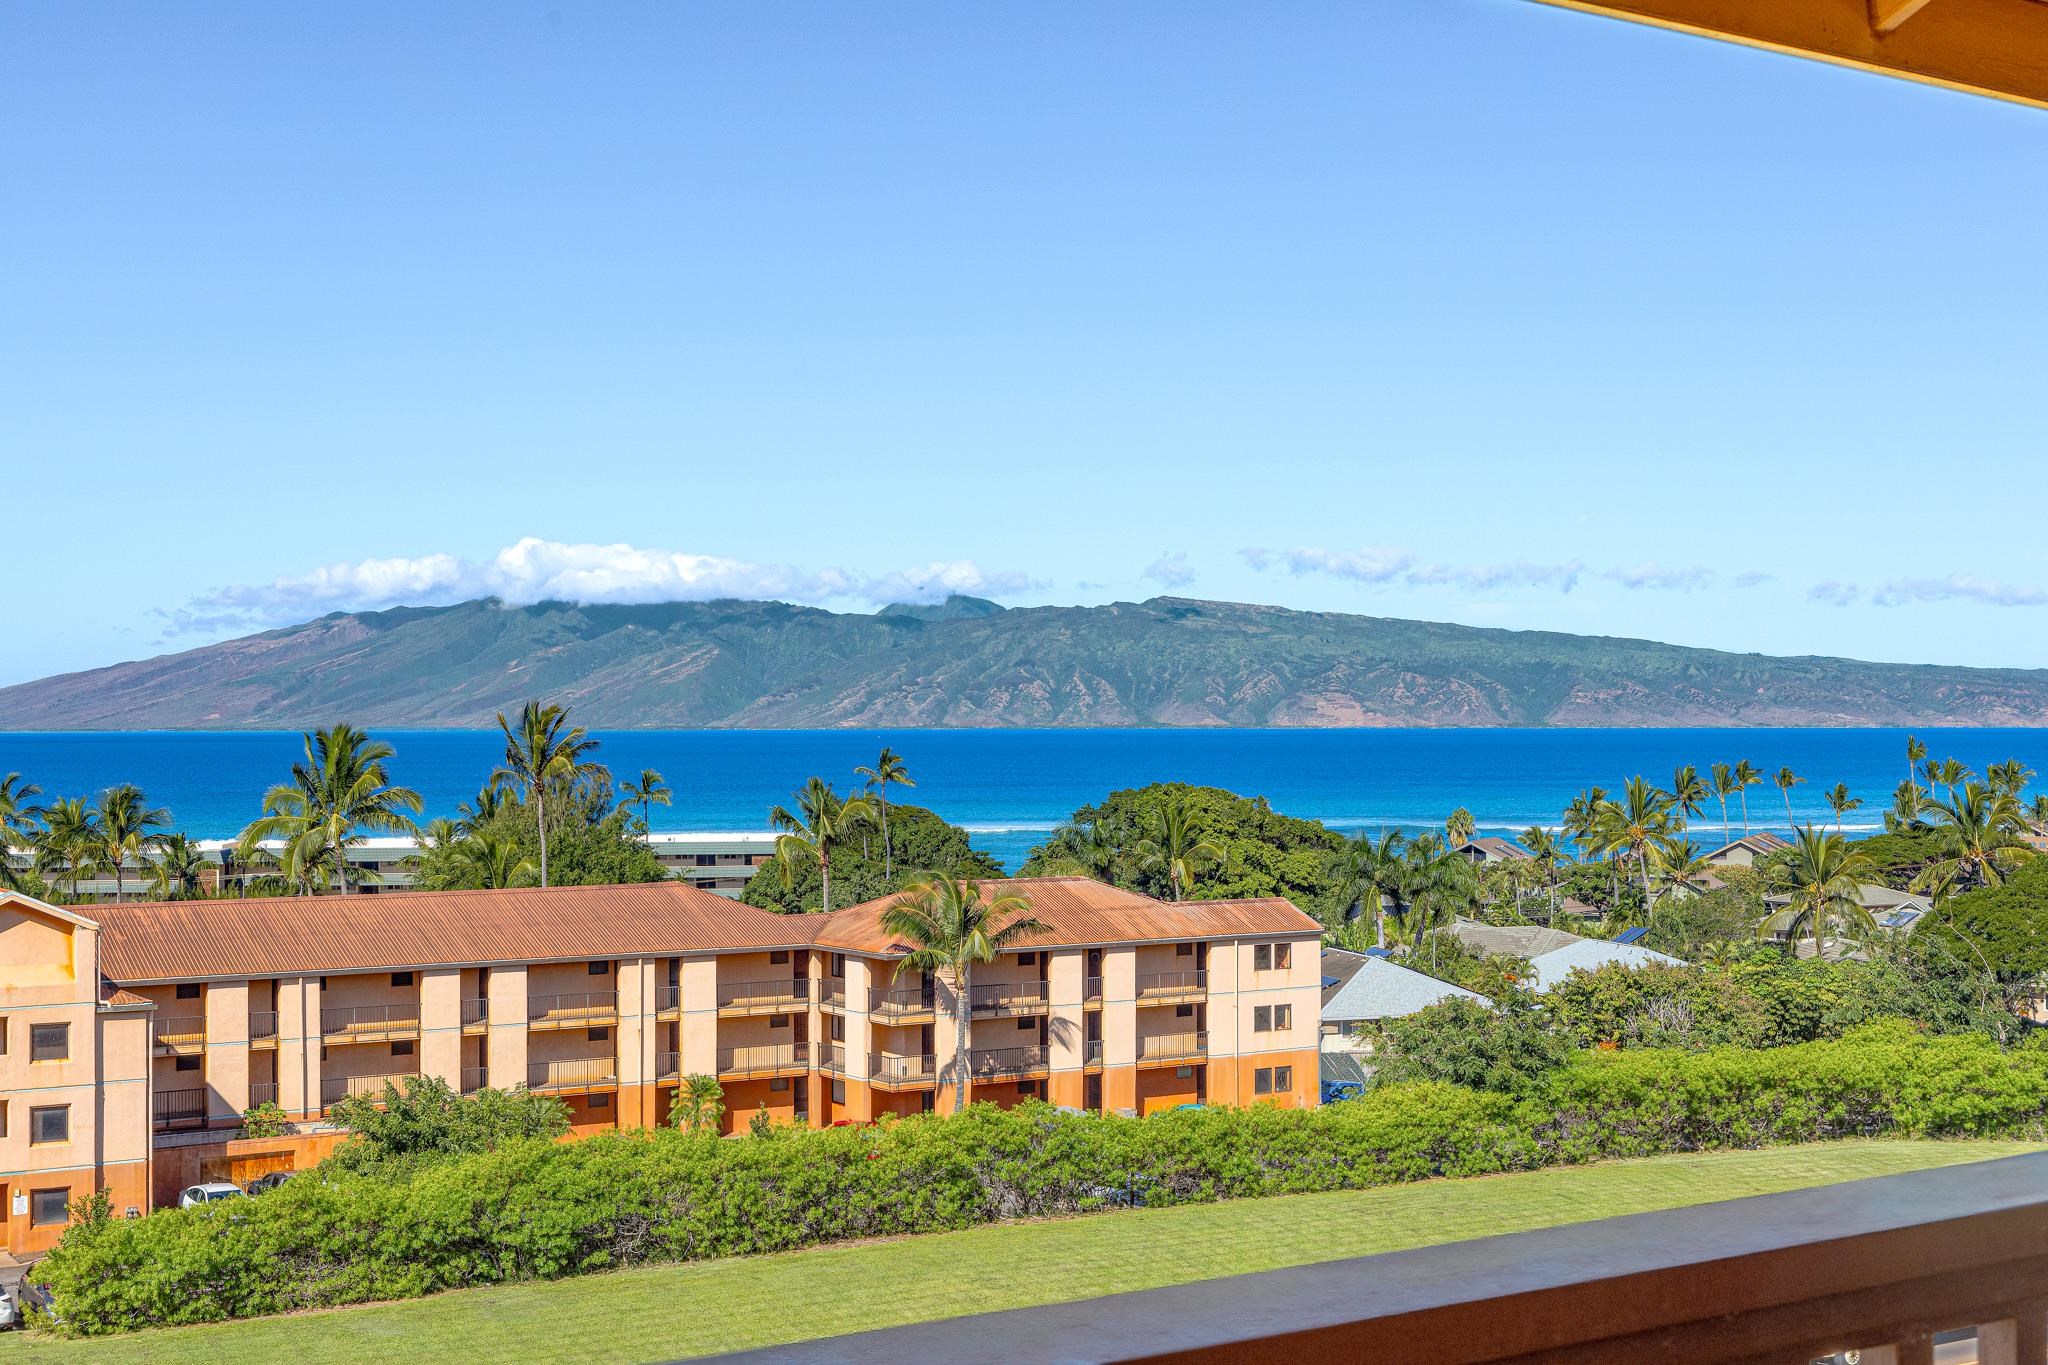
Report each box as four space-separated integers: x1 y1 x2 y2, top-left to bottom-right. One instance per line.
526 1057 617 1094
1084 1038 1104 1068
655 984 681 1019
319 1003 421 1044
248 1011 279 1048
819 982 847 1011
248 1082 279 1110
1137 1031 1207 1066
1136 971 1207 1005
716 979 811 1016
969 1045 1050 1080
527 991 618 1030
459 1067 488 1094
969 980 1049 1017
818 1043 847 1075
153 1086 208 1132
320 1071 420 1112
717 1043 810 1080
1083 976 1104 1009
869 985 937 1022
818 1152 2048 1365
460 998 487 1031
152 1015 209 1056
869 1051 938 1090
657 1049 681 1083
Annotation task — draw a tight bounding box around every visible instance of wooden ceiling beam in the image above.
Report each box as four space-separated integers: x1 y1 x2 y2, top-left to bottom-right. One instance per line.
1527 0 2048 111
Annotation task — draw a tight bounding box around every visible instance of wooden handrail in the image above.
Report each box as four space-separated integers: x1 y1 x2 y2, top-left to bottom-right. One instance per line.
734 1154 2048 1363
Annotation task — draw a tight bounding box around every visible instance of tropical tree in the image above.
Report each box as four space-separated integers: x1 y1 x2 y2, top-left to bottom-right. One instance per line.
1988 759 2035 798
1134 795 1224 900
1709 762 1738 844
85 784 170 902
1764 826 1876 959
769 777 877 913
670 1075 726 1135
1036 818 1118 881
1444 807 1476 848
1823 782 1863 832
457 783 511 835
147 833 209 900
33 797 101 900
1773 767 1804 828
1885 779 1933 834
1731 760 1763 834
1324 829 1407 946
1905 735 1927 794
1517 825 1565 924
242 726 422 895
448 828 540 889
493 701 602 889
1913 782 2035 900
880 874 1047 1111
1925 757 1970 804
1590 776 1678 914
1393 837 1477 967
854 748 915 879
0 773 43 890
1669 765 1707 829
1648 837 1711 901
619 769 672 833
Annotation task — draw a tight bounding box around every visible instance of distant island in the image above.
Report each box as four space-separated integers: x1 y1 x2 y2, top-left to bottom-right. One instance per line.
3 595 2047 730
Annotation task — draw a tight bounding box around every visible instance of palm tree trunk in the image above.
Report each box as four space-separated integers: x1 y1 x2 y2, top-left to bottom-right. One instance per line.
881 797 892 880
1783 790 1795 828
1718 798 1730 844
537 786 549 889
1375 894 1385 949
1739 791 1750 834
820 849 830 914
953 964 970 1113
1639 855 1654 931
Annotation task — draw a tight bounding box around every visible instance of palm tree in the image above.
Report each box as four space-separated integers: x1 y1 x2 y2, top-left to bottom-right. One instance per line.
244 726 422 894
620 769 672 833
1709 763 1738 845
769 777 877 913
1905 735 1927 794
1885 779 1932 834
854 748 916 879
1394 837 1476 968
449 828 539 889
1773 767 1804 829
880 874 1048 1111
147 833 209 900
87 784 170 902
493 701 601 889
0 773 43 891
457 783 510 834
1648 838 1710 901
1766 826 1875 960
1823 782 1863 833
1324 829 1407 946
1669 765 1707 829
1590 776 1678 915
1517 825 1565 924
32 797 100 900
671 1074 726 1134
1732 760 1763 834
1988 759 2035 798
1560 787 1608 859
234 793 333 896
1912 782 2034 899
1444 807 1476 848
1925 757 1970 805
1135 796 1225 900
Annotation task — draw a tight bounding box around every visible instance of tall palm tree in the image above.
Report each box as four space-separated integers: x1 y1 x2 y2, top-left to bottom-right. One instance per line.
880 874 1047 1112
1135 796 1225 900
769 777 877 913
1766 826 1875 960
1773 767 1804 829
1669 765 1707 830
1912 782 2033 899
457 783 510 834
1988 759 2035 798
620 769 672 832
1324 829 1407 946
493 701 601 889
1905 735 1927 794
87 784 170 902
32 797 100 900
244 726 422 895
1732 760 1763 834
1560 787 1608 860
1648 838 1711 901
1517 825 1565 925
1394 837 1476 968
1591 776 1678 914
1885 779 1932 834
854 748 915 879
1924 757 1969 805
0 773 43 891
1709 763 1738 845
147 833 209 900
1823 782 1863 833
1444 807 1476 848
450 828 540 889
234 792 332 897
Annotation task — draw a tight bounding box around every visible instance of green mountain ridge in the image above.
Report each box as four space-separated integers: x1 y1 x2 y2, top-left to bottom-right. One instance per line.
2 595 2045 729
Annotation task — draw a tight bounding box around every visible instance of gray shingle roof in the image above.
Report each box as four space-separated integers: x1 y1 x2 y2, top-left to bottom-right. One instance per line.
1320 951 1487 1022
1528 938 1687 992
1447 918 1585 959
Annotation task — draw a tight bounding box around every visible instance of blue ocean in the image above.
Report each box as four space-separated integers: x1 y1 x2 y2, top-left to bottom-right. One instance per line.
0 728 2040 871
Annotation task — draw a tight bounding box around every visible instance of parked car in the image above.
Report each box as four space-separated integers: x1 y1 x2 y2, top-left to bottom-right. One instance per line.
244 1170 296 1195
0 1285 17 1331
179 1182 246 1208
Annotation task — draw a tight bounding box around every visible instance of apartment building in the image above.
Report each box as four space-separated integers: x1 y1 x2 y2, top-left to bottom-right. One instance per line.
0 875 1320 1255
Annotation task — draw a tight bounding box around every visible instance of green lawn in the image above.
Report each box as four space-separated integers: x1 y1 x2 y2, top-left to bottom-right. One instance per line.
5 1140 2036 1364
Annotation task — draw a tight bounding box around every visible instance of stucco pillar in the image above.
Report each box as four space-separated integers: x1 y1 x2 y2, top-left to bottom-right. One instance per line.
679 955 719 1077
202 980 251 1123
615 957 659 1129
1046 950 1086 1107
419 969 464 1090
486 965 529 1091
1102 947 1138 1115
933 967 967 1115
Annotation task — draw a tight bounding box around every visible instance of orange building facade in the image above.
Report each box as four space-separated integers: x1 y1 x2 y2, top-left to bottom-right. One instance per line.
0 876 1320 1255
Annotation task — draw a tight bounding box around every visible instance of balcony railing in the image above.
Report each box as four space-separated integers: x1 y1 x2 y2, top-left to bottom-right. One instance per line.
319 1003 421 1041
819 982 847 1010
458 1066 488 1093
655 984 681 1014
320 1072 420 1110
869 1051 938 1087
153 1015 208 1054
969 1045 1049 1079
1139 1031 1208 1064
1084 1038 1104 1066
460 998 487 1028
794 1152 2048 1365
1083 975 1104 1003
869 985 937 1019
248 1082 279 1110
248 1010 279 1044
1136 970 1207 1002
819 1043 847 1074
969 980 1050 1015
153 1087 208 1131
717 1043 810 1078
657 1049 681 1081
716 979 810 1014
526 1057 617 1092
527 991 618 1028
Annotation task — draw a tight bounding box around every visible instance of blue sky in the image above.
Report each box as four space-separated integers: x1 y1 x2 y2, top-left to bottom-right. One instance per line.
4 0 2046 687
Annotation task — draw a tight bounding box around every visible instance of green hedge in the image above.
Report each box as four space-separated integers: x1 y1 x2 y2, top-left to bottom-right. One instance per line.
36 1026 2048 1335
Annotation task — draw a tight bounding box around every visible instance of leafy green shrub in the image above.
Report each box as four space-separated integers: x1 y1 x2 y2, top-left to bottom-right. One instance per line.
241 1101 290 1139
1545 961 1771 1049
1375 997 1568 1093
324 1077 570 1174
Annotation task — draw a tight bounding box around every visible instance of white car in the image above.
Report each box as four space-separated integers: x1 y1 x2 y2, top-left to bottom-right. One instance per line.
0 1286 17 1330
178 1182 246 1209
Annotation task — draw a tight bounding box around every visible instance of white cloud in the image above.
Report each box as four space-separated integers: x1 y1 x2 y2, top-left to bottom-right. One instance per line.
1870 575 2048 609
1242 546 1579 593
1603 563 1716 592
1731 571 1776 589
162 538 1038 635
1142 552 1196 589
1808 581 1860 607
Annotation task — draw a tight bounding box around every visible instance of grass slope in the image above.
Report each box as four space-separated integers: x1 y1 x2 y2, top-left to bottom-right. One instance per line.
5 1140 2034 1364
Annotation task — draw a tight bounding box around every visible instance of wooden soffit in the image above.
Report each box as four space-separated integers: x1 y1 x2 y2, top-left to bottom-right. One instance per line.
1528 0 2048 110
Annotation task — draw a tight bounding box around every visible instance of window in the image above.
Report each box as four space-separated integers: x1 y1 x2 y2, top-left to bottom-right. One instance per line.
830 1079 846 1104
391 971 414 988
1175 942 1195 957
174 1055 201 1072
1017 1017 1034 1031
1175 1004 1194 1018
1275 944 1293 971
830 953 846 979
1017 952 1035 967
30 1105 70 1145
0 1104 7 1138
1274 1065 1294 1092
587 961 609 976
30 1189 69 1227
1017 1079 1038 1097
588 1026 610 1042
588 1094 610 1109
1254 1067 1273 1095
1176 1065 1194 1079
0 1015 8 1054
769 1014 790 1030
176 982 202 1000
1253 1006 1272 1033
30 1022 68 1062
391 1041 414 1057
1274 1004 1293 1031
829 1014 846 1042
769 950 790 965
1253 944 1272 972
769 1076 790 1092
